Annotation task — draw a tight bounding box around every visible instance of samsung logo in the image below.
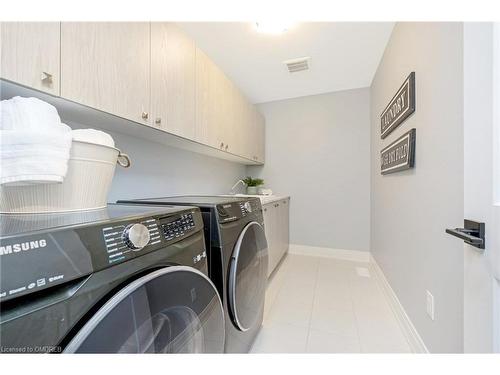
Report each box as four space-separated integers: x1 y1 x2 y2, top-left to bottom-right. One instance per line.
0 239 47 256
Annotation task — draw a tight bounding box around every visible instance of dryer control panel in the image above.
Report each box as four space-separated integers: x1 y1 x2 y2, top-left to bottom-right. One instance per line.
216 199 261 223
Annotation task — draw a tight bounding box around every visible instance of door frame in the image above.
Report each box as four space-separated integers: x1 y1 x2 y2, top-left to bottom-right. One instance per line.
463 22 499 353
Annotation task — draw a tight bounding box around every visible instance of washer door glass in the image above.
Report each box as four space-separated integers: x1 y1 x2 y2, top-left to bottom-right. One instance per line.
228 221 268 331
65 266 225 353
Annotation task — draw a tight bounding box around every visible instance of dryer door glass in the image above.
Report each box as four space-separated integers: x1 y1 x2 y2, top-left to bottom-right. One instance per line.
64 267 224 353
228 221 268 331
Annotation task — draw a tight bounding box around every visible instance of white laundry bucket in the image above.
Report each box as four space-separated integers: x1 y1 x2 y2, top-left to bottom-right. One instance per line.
0 140 131 213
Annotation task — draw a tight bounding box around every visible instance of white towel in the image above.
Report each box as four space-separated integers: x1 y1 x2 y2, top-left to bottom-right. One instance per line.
0 97 72 186
1 96 62 130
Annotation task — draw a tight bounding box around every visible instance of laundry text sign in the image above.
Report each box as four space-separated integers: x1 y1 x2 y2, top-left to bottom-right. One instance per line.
381 128 416 174
380 72 415 139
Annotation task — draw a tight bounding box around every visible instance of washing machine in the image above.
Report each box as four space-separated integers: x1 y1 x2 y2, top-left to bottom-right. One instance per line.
117 196 268 353
0 204 225 353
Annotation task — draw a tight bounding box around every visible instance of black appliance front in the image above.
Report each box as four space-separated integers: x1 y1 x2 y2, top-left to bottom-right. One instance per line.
116 196 269 353
228 221 268 332
0 205 225 354
65 266 224 353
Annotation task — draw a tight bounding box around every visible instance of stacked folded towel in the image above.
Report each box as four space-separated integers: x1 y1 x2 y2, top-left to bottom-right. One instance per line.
1 96 72 186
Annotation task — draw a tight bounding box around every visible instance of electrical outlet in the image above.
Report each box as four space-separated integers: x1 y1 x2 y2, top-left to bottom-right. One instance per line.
426 290 435 320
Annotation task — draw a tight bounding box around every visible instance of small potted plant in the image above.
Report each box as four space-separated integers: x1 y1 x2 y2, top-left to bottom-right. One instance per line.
243 176 264 195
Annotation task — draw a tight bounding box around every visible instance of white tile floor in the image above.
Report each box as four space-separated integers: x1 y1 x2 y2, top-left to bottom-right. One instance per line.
250 253 411 353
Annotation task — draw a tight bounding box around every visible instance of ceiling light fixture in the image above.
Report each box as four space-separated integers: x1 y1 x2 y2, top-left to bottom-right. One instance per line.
255 21 295 35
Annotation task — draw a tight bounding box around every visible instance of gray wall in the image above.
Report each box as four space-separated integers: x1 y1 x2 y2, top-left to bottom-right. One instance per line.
370 23 464 352
248 88 371 252
107 131 246 202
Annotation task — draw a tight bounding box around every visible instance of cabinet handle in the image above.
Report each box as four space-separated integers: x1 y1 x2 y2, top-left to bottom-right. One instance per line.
220 142 224 149
155 117 162 125
225 144 229 151
41 72 53 84
264 208 267 212
142 112 149 120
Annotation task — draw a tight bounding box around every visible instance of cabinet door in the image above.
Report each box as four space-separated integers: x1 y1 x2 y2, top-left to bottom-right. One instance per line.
254 110 266 163
273 202 284 261
195 47 219 148
233 89 254 160
195 47 232 151
1 22 60 95
263 203 276 277
194 47 212 145
220 73 241 156
61 22 150 124
217 72 234 152
151 23 195 137
280 198 290 257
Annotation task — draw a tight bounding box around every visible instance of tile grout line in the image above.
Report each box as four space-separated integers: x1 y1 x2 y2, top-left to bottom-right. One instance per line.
304 258 321 352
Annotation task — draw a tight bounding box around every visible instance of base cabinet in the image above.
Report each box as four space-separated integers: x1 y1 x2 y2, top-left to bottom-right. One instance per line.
263 198 290 277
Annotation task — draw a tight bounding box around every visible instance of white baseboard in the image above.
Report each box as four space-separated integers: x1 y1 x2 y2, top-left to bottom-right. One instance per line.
289 244 370 262
370 254 429 353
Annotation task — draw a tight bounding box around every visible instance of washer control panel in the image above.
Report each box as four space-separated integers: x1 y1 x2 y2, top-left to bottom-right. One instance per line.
102 218 161 264
122 223 151 250
0 207 204 303
161 212 196 241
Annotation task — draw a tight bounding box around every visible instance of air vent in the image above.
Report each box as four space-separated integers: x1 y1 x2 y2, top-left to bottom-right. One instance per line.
283 57 310 73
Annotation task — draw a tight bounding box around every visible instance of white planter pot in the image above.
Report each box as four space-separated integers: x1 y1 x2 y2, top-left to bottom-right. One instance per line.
246 186 259 195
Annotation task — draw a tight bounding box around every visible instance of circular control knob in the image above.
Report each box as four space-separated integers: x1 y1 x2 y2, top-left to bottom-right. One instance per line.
244 202 252 213
122 223 150 251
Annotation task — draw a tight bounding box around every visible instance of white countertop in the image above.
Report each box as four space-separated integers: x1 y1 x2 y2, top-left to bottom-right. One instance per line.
218 194 289 205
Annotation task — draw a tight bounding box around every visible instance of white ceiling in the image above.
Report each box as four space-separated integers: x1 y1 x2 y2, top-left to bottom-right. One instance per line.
178 22 394 104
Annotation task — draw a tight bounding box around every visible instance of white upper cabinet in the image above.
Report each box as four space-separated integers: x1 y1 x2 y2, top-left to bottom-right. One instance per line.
151 23 196 138
61 22 151 125
1 22 61 95
231 87 252 159
3 22 264 165
195 47 233 151
195 47 217 147
195 48 215 146
254 109 266 163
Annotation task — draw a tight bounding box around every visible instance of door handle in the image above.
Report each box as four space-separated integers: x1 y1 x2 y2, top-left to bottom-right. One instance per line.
445 219 485 250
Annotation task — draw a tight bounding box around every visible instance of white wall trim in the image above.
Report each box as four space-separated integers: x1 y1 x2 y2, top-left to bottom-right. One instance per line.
289 244 370 262
370 254 429 353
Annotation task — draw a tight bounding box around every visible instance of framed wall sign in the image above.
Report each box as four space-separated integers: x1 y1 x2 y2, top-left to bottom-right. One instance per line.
381 128 416 175
380 72 415 139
